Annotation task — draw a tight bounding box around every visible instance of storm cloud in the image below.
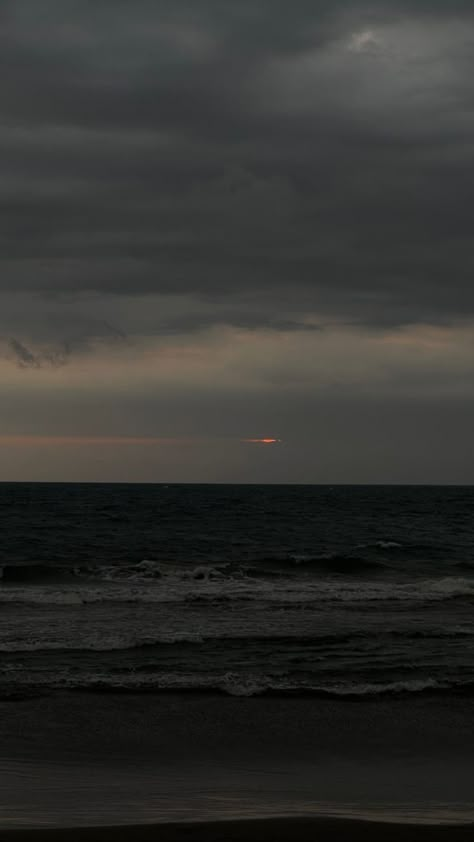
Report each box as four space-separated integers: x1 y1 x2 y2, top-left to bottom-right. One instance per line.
1 1 474 480
2 1 474 321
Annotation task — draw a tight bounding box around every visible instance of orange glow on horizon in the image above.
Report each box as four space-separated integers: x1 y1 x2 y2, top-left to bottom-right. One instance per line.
242 438 281 444
0 435 283 448
0 435 198 447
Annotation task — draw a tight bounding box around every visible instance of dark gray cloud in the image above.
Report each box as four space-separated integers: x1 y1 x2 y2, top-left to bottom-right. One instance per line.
7 338 47 368
1 0 474 340
0 319 128 368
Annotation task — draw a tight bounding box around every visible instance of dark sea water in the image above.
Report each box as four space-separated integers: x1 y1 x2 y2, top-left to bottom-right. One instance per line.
1 482 474 700
1 483 474 828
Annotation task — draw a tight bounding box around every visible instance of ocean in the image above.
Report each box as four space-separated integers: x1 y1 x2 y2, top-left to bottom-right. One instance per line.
1 483 474 827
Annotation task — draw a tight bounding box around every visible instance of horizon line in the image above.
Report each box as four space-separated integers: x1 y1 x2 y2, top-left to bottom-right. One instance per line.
0 435 282 447
0 480 472 487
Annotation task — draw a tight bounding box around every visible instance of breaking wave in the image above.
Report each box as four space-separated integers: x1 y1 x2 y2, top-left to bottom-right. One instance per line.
2 671 474 700
0 537 450 587
1 573 473 607
2 626 474 655
0 560 228 585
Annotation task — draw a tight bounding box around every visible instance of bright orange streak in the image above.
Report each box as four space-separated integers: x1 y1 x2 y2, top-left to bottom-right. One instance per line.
242 438 281 444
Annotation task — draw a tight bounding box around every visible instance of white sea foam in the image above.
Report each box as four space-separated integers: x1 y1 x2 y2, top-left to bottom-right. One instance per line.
218 673 270 697
2 669 470 699
325 678 444 697
376 541 403 549
1 574 473 607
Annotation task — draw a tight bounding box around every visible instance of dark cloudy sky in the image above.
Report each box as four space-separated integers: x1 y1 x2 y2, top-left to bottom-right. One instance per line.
1 0 474 482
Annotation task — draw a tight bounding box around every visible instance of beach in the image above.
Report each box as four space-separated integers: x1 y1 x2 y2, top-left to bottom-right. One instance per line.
1 485 473 830
1 692 474 829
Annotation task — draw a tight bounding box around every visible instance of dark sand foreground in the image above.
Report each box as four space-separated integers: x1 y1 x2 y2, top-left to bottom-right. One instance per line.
2 695 474 829
1 818 474 842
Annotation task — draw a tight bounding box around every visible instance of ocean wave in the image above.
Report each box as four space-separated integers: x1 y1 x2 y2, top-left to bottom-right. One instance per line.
0 630 206 653
1 575 474 607
2 671 474 700
311 678 463 699
0 560 229 586
250 540 450 572
3 626 473 655
0 539 448 587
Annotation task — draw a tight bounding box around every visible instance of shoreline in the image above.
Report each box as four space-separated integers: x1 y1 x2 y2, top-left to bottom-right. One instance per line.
1 694 474 829
1 817 474 841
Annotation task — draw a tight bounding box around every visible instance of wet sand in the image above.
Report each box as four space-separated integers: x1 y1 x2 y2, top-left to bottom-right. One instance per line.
1 694 474 828
1 818 474 842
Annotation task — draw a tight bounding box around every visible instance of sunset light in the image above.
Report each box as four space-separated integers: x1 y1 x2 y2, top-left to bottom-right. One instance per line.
242 438 281 444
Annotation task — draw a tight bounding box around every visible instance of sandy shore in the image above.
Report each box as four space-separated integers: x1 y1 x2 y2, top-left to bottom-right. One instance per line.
1 818 474 842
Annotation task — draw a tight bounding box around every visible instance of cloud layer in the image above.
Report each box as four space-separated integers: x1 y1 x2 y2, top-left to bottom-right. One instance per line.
1 1 474 480
3 1 474 325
